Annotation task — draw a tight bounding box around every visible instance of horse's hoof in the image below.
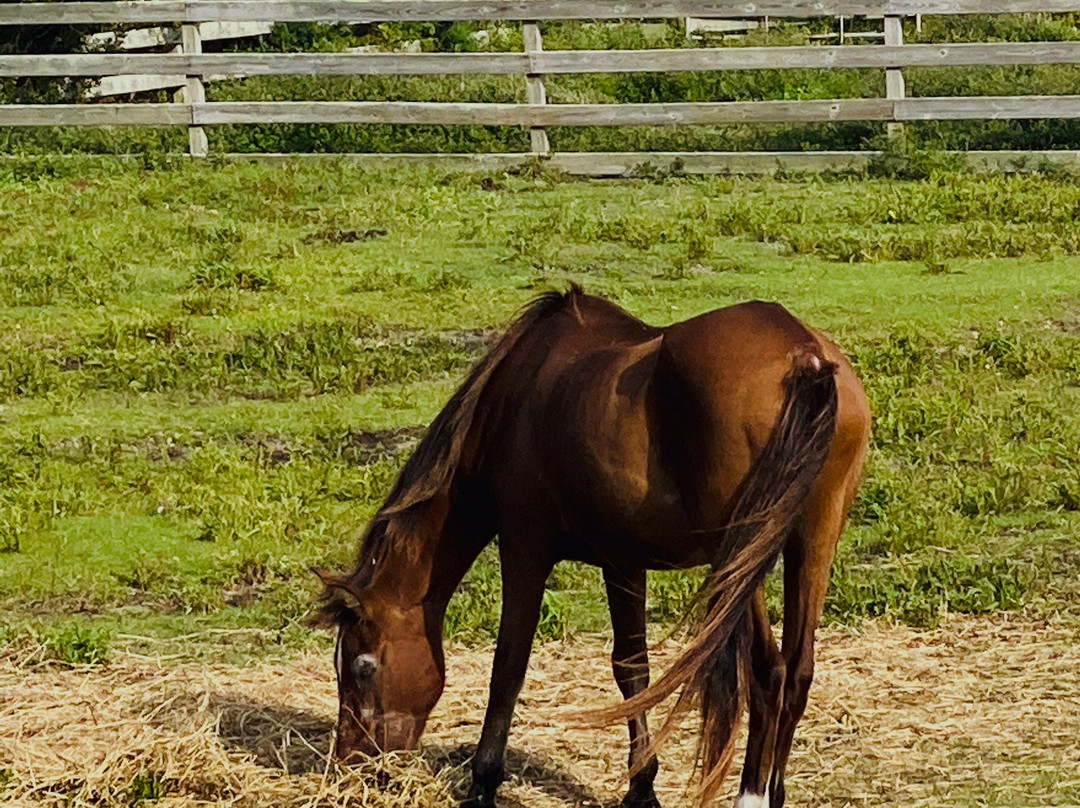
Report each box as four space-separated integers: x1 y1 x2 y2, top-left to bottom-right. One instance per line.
460 786 498 808
622 795 662 808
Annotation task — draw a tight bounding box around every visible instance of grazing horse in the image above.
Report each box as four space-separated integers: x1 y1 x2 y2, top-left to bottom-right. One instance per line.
316 286 870 808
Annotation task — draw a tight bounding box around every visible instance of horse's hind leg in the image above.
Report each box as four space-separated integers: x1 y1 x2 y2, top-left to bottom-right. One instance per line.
604 566 661 808
734 589 785 808
768 479 858 807
466 540 554 808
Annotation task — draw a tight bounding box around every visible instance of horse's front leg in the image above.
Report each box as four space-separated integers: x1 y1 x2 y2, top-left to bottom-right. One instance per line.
464 543 553 808
604 566 661 808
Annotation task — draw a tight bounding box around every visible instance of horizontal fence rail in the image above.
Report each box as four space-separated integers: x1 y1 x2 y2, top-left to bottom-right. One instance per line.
9 41 1080 77
5 1 1080 168
2 0 1080 24
9 97 1080 128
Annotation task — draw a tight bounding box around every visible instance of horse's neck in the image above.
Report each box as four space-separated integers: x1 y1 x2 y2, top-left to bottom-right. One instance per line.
369 493 493 615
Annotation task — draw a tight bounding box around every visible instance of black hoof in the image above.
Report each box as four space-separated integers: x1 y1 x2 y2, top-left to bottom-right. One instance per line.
461 784 498 808
621 795 662 808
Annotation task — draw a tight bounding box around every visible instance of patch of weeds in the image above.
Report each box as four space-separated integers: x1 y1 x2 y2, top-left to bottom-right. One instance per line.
849 332 932 383
922 258 960 276
632 157 686 181
955 472 1030 517
850 478 896 525
506 156 572 183
935 556 1027 615
42 622 113 666
866 139 966 181
655 259 695 280
303 226 387 245
222 558 272 607
827 555 1027 627
189 220 244 262
976 331 1035 379
1049 478 1080 512
94 317 186 350
647 570 705 623
444 552 501 644
536 589 569 642
0 768 16 793
128 771 168 803
116 557 176 594
189 261 275 292
416 268 469 292
181 287 240 316
504 210 566 271
0 260 126 308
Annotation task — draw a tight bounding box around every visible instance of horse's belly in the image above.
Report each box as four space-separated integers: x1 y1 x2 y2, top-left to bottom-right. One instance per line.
545 429 716 567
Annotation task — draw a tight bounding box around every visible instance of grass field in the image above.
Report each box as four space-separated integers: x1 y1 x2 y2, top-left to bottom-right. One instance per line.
1 159 1079 805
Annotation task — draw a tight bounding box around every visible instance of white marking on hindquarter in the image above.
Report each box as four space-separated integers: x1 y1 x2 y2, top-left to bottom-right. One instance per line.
734 787 770 808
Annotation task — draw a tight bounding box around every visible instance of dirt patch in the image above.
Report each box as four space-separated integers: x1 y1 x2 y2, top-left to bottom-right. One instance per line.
315 425 426 465
2 616 1078 807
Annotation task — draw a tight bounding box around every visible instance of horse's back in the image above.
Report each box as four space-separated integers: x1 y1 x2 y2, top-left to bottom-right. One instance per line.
482 293 868 567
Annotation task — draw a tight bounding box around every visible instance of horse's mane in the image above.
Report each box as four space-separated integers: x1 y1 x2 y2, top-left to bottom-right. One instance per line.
324 286 580 605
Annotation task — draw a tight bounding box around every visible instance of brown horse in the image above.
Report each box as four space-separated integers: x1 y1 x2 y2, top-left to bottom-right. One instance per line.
316 286 870 808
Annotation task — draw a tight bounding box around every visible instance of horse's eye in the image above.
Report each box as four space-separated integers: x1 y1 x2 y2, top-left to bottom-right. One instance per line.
352 653 378 680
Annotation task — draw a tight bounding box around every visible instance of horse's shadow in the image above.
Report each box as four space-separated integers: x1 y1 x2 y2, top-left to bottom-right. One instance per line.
210 695 610 807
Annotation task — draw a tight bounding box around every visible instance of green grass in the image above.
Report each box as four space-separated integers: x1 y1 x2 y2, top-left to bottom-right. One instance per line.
0 159 1078 661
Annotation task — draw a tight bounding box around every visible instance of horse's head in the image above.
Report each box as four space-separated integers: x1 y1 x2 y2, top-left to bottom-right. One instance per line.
315 572 444 761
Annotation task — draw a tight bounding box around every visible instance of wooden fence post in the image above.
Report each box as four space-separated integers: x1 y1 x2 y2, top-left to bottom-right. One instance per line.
884 15 906 142
523 21 549 155
181 22 208 157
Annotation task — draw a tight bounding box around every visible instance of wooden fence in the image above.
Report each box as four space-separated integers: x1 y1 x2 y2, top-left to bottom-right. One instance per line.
3 1 1080 173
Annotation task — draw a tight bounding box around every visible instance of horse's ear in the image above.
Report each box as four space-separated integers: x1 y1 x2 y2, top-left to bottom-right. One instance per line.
309 568 367 628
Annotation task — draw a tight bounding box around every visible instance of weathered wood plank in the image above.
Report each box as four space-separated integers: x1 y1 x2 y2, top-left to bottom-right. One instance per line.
884 15 905 140
537 42 1080 72
523 22 549 155
0 52 529 78
897 95 1080 120
11 42 1080 79
190 99 898 126
9 96 1080 129
85 21 273 51
193 101 528 125
4 0 1080 25
90 74 189 97
538 99 897 125
181 23 208 157
0 104 190 127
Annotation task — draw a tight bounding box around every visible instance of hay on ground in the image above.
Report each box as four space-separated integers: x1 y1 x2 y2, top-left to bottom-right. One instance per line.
1 616 1078 807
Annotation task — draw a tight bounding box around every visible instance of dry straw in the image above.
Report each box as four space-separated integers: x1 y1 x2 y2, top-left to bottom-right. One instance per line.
2 616 1078 807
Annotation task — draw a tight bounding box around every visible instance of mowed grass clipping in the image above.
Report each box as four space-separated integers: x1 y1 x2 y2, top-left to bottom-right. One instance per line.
0 159 1079 661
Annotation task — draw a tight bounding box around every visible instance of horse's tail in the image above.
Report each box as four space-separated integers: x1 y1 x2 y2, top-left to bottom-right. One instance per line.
589 348 839 806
